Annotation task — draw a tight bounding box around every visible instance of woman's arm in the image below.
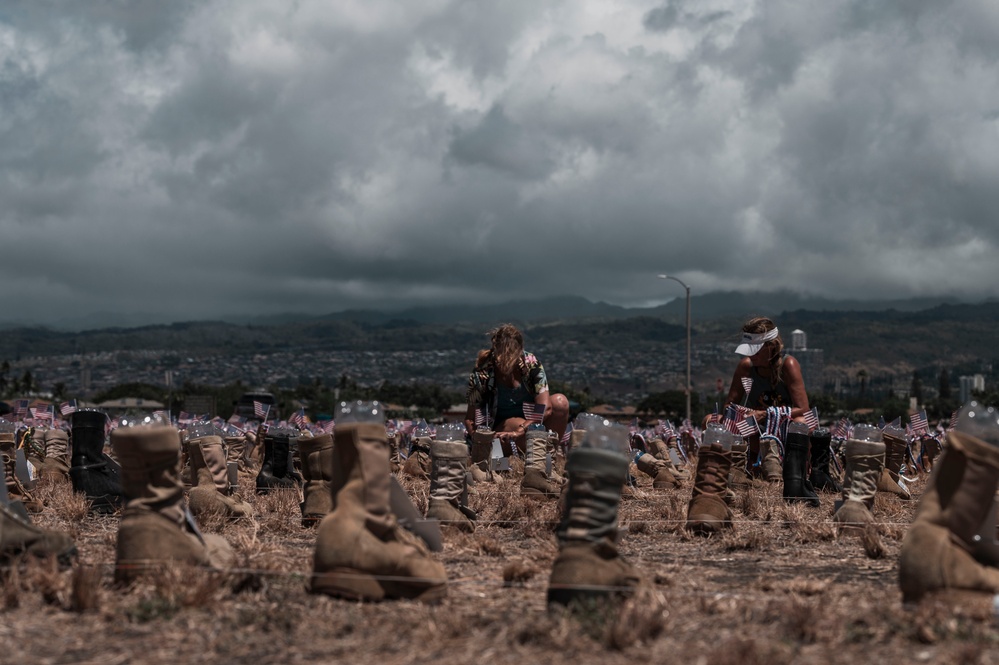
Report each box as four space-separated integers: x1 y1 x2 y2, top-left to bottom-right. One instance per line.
464 402 477 436
782 355 810 420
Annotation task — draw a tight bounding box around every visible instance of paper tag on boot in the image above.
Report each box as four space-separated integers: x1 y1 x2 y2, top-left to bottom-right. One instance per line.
490 440 510 472
15 449 35 488
389 477 443 552
668 449 682 467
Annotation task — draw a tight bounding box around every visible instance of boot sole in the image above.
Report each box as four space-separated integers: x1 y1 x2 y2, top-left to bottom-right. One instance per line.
685 516 732 536
310 568 446 603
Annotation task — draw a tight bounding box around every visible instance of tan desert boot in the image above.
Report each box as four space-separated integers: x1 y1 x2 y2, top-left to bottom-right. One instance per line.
187 435 253 520
0 501 76 564
299 433 334 527
635 452 679 489
877 432 911 499
760 436 783 482
311 422 447 602
899 429 999 603
402 436 432 479
1 432 42 513
521 429 560 498
685 444 734 535
224 434 249 472
728 441 755 490
548 447 641 609
832 438 885 533
469 430 494 483
113 425 235 583
426 440 476 532
40 428 71 481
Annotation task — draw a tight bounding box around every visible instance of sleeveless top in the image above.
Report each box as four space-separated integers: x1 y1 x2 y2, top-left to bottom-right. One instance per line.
745 362 793 410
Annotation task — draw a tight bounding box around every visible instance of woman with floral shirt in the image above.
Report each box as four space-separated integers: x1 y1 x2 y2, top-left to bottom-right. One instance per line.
464 323 569 454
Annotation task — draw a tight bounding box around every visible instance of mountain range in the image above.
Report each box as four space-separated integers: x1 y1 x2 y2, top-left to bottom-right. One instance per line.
1 292 995 382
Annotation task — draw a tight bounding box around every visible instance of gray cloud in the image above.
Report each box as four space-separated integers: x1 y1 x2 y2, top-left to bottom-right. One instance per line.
1 0 998 327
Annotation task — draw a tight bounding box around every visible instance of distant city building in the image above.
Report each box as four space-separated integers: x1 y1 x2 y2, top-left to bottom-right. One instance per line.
959 374 986 404
790 329 824 394
791 329 807 352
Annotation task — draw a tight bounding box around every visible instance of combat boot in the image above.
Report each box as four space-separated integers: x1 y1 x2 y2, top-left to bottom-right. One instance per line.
402 436 432 479
387 432 402 474
548 447 640 609
634 452 679 489
113 425 235 583
426 440 476 532
469 430 494 483
1 431 42 513
40 428 71 482
783 426 820 507
921 436 943 471
832 437 885 533
0 499 75 564
761 436 783 482
255 429 299 493
311 422 447 602
69 409 123 513
899 429 999 603
653 435 689 482
224 434 249 473
22 427 44 474
728 440 755 491
808 428 841 492
685 443 733 535
187 435 253 520
521 429 560 498
877 431 911 499
299 433 334 527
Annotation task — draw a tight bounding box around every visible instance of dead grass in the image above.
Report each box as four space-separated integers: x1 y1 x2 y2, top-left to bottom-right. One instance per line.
3 460 997 664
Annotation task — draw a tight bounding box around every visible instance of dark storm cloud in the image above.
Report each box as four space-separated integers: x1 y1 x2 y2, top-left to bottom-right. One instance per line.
1 0 998 327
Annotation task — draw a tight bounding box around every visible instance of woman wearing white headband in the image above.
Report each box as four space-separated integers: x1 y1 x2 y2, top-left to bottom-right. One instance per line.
725 316 809 421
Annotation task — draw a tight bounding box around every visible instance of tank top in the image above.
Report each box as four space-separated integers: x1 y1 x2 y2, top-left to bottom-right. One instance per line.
745 362 793 410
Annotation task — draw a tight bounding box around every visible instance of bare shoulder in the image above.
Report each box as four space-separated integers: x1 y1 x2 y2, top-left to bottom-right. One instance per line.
734 357 753 375
782 355 804 377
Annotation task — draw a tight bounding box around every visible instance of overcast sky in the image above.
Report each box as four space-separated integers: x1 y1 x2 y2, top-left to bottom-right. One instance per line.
3 0 999 326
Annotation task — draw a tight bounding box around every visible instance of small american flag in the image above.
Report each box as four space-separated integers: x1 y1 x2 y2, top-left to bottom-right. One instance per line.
735 417 758 438
720 404 740 434
289 408 305 427
561 422 573 444
523 402 546 424
253 400 270 420
831 418 851 439
30 405 53 423
13 399 29 418
740 376 753 395
949 410 959 431
802 407 819 431
474 408 487 427
178 411 193 424
59 399 78 416
910 410 928 434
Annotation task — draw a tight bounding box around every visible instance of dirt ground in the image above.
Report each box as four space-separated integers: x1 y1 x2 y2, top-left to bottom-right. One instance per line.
4 457 999 665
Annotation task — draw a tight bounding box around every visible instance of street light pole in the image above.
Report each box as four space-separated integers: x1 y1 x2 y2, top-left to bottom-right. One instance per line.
657 274 691 425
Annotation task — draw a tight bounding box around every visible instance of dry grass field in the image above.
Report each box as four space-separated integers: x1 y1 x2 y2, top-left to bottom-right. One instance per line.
3 458 999 665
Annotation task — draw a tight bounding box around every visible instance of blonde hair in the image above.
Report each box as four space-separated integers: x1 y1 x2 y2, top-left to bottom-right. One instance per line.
488 324 524 378
742 316 784 384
